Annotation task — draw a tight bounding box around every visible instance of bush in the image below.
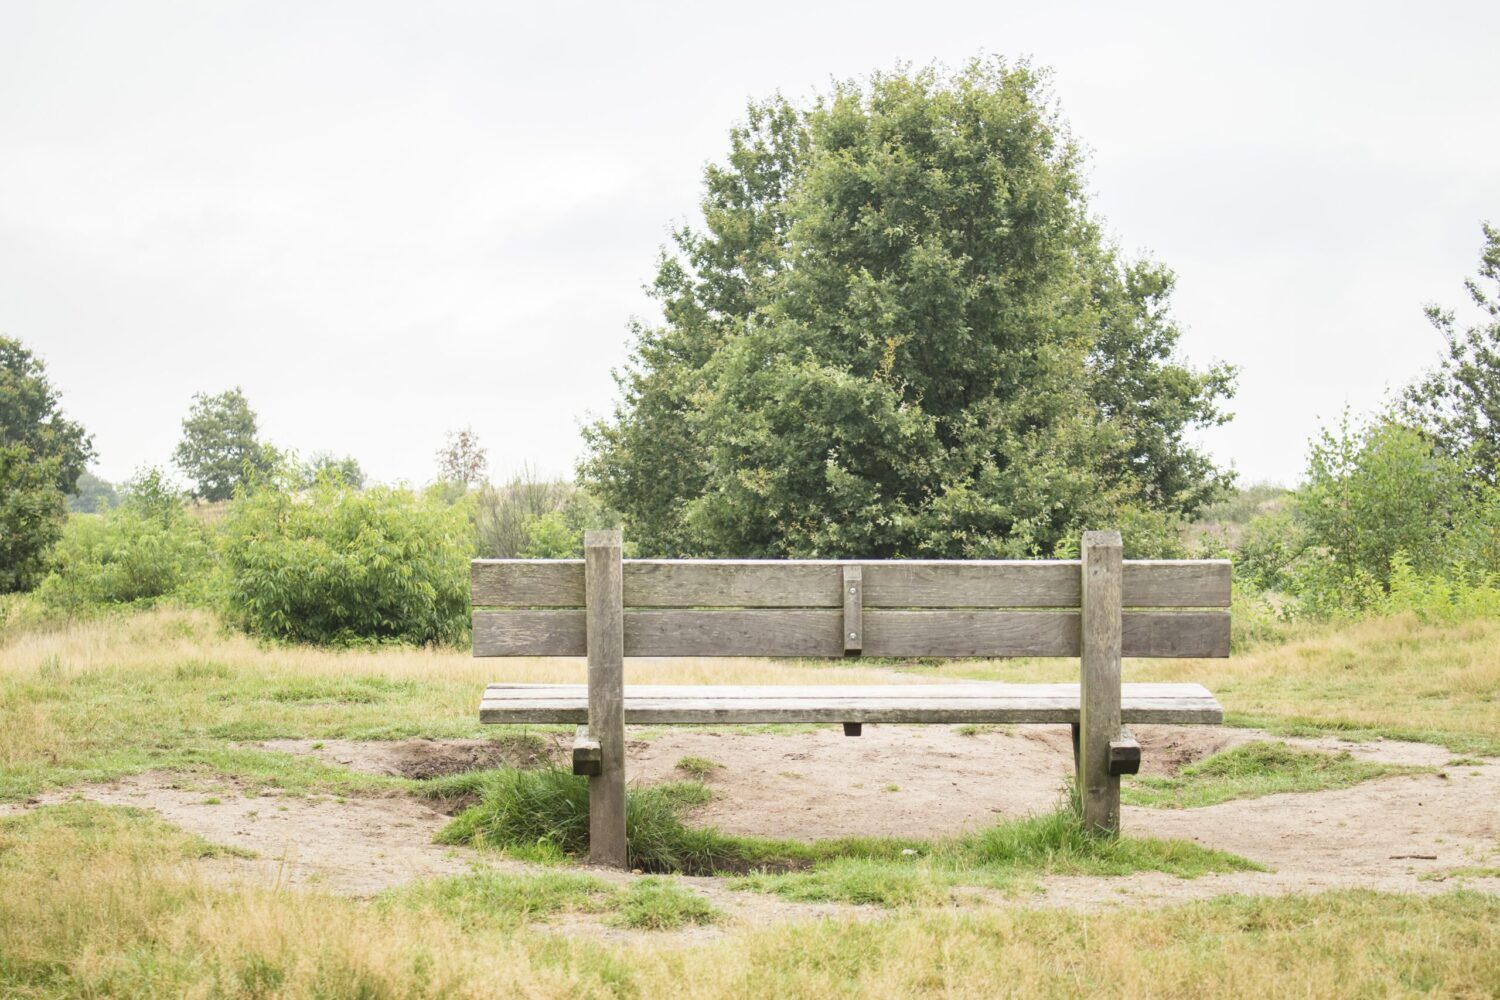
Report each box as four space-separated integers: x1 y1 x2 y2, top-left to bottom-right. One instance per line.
1237 412 1500 620
36 470 215 613
220 473 469 645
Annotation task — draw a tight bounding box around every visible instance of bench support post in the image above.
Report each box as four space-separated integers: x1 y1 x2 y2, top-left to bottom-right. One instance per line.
585 530 627 868
1079 530 1123 835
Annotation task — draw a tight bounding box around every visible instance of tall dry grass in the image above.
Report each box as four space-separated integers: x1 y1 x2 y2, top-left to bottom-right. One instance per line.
2 803 1497 998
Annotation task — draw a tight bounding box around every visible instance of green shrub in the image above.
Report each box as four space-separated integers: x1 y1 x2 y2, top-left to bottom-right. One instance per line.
220 473 469 645
37 470 215 613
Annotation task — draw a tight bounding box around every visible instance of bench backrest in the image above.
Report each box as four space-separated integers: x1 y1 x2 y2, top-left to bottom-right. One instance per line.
471 533 1230 660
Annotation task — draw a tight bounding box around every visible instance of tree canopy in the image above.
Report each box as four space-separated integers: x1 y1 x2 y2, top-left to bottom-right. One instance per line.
173 387 273 501
583 61 1235 558
1404 222 1500 483
0 336 94 591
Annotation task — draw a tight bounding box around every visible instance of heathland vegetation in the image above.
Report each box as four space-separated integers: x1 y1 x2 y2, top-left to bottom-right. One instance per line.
1 61 1497 996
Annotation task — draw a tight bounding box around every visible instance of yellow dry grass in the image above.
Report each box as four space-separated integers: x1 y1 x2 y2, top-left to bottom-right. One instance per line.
1 803 1496 999
0 606 909 687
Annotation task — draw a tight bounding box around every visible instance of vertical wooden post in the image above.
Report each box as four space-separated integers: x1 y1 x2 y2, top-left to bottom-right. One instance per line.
1079 530 1123 835
584 530 626 868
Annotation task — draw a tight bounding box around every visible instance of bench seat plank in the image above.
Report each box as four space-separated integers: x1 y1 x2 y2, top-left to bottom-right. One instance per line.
479 682 1222 726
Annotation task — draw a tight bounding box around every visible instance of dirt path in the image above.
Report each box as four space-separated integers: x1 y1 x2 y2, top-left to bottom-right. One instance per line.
5 726 1496 918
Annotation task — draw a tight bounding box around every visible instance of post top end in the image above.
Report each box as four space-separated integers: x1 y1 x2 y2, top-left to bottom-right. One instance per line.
584 529 623 550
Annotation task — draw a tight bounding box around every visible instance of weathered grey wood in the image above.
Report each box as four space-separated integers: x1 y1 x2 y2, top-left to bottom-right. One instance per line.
862 561 1081 607
843 566 863 654
472 610 585 656
1109 726 1141 776
584 531 626 868
1080 530 1123 835
1122 561 1231 608
1122 611 1230 658
483 682 1216 699
843 722 863 737
472 560 584 607
472 557 1232 610
627 561 841 608
572 725 602 776
471 608 1229 658
478 682 1223 726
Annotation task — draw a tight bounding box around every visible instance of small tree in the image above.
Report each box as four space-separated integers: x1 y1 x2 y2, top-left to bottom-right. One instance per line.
0 336 93 591
436 426 488 487
583 61 1234 558
1404 222 1500 482
301 452 365 489
173 387 273 501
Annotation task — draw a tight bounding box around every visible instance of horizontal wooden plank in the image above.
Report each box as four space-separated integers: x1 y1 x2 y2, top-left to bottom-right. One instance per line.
478 682 1223 726
484 683 1217 699
472 610 584 656
472 559 1232 609
472 560 583 607
1123 611 1230 658
472 609 1229 658
1122 561 1231 608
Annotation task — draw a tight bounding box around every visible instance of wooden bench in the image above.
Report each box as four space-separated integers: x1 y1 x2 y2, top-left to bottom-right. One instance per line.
471 530 1228 867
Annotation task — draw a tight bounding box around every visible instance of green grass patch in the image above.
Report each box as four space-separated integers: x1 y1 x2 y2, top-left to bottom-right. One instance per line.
383 868 613 929
676 755 721 779
0 802 254 863
609 877 721 930
385 868 719 931
1420 866 1500 882
1124 741 1431 809
1224 715 1500 757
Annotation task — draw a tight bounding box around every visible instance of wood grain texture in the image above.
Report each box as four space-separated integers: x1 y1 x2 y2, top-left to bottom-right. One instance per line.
584 531 626 869
472 560 583 607
471 608 1229 658
471 558 1231 609
1122 561 1231 608
477 682 1223 726
1080 530 1123 835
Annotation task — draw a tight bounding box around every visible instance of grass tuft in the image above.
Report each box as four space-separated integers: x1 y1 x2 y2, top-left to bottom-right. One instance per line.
675 755 721 779
609 877 721 930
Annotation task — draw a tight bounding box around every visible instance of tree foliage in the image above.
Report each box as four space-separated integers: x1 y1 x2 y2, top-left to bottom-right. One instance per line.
1404 222 1500 482
0 337 94 591
173 387 273 501
583 61 1234 558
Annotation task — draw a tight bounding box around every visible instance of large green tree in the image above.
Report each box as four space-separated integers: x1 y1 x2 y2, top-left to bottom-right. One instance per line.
0 336 94 591
583 61 1234 557
173 387 273 501
1404 222 1500 483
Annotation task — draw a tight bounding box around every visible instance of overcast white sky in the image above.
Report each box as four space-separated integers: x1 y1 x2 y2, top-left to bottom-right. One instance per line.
4 1 1498 490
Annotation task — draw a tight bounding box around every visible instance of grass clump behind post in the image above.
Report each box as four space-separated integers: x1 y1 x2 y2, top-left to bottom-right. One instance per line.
436 766 731 872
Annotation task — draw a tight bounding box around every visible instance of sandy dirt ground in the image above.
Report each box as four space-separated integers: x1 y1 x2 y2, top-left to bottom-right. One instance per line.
6 725 1496 932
